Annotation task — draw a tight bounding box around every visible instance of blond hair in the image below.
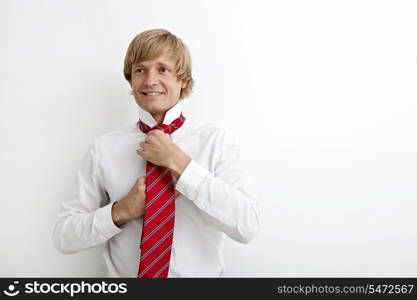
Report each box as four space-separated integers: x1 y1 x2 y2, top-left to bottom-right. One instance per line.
123 29 194 99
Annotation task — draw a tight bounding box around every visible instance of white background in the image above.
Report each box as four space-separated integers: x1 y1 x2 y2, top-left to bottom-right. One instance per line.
1 0 416 277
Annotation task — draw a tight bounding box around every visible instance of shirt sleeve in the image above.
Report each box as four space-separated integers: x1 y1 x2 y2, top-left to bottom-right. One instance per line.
175 131 261 244
52 138 123 254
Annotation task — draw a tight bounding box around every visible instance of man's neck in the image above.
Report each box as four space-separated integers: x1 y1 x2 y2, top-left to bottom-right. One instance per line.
151 112 166 125
138 101 183 127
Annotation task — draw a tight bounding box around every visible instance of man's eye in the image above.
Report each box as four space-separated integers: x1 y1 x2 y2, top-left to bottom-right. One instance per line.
160 68 169 73
134 69 145 74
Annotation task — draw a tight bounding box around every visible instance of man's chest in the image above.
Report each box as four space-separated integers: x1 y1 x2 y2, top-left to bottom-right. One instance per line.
99 132 217 203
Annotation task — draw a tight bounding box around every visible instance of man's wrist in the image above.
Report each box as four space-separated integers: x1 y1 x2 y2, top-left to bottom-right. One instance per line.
111 200 130 228
168 150 191 180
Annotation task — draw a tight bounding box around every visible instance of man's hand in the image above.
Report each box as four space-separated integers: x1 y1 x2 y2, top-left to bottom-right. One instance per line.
112 177 146 227
136 130 191 179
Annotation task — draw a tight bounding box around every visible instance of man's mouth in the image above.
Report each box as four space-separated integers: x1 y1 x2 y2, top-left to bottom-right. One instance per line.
141 92 165 96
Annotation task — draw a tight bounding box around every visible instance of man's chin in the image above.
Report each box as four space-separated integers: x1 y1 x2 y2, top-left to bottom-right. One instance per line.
136 100 164 111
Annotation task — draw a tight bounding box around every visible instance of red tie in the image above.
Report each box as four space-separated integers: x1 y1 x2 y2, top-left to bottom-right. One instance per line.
136 114 185 278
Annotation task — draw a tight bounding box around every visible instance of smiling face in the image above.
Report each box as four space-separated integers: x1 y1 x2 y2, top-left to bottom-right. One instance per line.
131 51 186 124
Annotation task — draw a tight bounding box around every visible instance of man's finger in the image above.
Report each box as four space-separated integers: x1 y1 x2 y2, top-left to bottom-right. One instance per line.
148 129 162 135
137 176 146 185
136 148 145 156
136 177 146 193
145 134 156 143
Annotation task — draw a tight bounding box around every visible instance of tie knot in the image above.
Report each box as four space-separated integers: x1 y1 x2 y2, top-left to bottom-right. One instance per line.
137 114 186 135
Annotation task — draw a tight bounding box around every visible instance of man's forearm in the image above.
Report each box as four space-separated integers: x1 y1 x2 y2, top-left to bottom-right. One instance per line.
53 203 123 254
175 160 261 244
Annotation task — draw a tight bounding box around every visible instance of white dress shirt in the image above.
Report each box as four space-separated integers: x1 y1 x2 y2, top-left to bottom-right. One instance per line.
52 101 260 277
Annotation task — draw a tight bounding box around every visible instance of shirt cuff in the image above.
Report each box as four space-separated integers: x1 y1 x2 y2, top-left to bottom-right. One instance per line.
94 202 123 240
175 159 208 202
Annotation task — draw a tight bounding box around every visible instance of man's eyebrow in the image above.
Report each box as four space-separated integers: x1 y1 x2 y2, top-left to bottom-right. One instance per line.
156 61 174 68
133 61 174 69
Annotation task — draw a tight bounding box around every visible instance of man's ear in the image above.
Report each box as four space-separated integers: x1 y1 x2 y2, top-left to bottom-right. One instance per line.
181 80 186 89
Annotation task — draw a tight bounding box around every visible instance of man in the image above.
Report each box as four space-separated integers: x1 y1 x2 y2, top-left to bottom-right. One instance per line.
53 29 260 277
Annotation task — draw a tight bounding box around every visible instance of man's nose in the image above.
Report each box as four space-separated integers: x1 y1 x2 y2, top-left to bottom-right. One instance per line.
144 70 159 86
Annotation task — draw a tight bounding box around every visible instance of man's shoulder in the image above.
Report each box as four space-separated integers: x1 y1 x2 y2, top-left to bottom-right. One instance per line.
92 123 138 147
186 118 236 144
187 118 225 135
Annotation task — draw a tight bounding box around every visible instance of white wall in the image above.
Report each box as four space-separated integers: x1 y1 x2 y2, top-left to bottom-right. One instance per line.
1 0 416 277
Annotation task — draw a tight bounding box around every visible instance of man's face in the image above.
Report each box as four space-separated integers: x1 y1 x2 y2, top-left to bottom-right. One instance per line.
131 52 185 123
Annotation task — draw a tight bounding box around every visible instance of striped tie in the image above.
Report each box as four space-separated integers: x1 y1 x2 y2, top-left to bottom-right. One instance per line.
136 114 185 278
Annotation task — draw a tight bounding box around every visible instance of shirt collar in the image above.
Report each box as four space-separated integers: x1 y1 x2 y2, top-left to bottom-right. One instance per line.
137 101 183 127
